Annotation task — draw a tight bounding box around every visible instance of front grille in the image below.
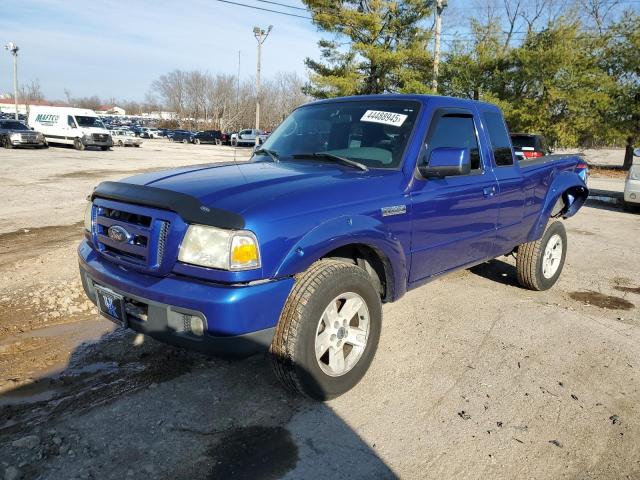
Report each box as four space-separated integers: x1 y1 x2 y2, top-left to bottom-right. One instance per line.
93 203 171 272
93 133 110 142
20 133 38 143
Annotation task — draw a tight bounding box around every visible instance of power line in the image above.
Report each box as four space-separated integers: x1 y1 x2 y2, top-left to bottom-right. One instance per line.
255 0 308 11
213 0 312 19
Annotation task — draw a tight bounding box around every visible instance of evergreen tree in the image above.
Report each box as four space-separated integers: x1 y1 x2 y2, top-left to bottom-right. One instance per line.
302 0 434 97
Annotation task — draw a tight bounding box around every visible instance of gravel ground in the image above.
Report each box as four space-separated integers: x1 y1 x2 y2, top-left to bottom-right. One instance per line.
0 144 638 480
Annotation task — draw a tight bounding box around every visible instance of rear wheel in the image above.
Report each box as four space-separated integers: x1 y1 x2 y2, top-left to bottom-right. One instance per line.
182 139 188 144
73 138 85 151
270 259 382 400
516 221 567 291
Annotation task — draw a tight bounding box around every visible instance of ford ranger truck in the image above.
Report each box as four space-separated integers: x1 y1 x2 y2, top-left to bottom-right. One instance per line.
78 95 589 400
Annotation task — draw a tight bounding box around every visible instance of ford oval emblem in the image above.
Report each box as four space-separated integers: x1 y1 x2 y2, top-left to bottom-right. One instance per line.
107 225 131 243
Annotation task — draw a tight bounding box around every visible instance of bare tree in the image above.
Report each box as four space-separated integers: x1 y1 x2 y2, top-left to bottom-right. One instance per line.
579 0 621 32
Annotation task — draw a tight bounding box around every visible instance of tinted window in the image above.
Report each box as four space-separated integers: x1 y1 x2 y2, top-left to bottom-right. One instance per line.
483 112 514 166
425 113 481 171
510 135 536 149
68 116 77 128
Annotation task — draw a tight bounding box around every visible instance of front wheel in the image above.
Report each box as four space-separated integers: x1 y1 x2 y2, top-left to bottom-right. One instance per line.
194 139 200 145
73 138 85 151
270 259 382 400
3 137 13 149
516 221 567 291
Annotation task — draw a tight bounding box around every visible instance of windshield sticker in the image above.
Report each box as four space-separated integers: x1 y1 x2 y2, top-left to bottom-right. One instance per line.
360 110 407 127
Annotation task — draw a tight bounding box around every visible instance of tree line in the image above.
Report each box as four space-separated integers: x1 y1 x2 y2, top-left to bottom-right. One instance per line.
149 70 310 132
301 0 639 164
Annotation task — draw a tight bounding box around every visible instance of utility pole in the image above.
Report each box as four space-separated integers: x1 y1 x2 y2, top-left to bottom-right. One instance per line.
4 42 19 120
431 0 447 93
253 25 272 146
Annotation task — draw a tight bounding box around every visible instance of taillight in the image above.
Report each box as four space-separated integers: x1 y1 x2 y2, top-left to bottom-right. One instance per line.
575 160 589 182
523 151 543 158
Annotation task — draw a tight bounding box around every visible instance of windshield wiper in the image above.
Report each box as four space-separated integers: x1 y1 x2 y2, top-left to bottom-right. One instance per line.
292 152 369 172
253 148 279 163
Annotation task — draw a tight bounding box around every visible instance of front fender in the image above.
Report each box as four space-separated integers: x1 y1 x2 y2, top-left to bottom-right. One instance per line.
528 171 589 241
273 215 408 301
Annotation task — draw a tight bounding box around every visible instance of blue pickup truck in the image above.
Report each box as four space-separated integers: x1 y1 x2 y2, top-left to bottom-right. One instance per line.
79 94 589 399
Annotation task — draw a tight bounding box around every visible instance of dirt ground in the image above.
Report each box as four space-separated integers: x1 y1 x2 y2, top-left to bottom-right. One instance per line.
0 142 638 480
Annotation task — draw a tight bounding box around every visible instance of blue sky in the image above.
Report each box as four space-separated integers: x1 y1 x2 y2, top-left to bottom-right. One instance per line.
1 0 320 101
2 0 638 102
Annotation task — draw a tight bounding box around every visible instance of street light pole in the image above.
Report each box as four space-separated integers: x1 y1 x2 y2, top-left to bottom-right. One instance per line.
431 0 447 93
4 42 19 120
253 25 272 146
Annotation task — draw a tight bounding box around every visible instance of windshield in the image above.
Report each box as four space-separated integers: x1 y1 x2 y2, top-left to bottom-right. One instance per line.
259 100 420 169
0 120 28 130
75 116 105 129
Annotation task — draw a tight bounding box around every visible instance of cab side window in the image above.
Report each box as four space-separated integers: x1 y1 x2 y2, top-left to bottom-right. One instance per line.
67 116 77 128
482 112 514 166
425 113 482 172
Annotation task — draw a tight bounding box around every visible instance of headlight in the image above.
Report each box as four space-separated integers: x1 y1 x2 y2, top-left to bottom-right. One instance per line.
84 202 93 232
178 225 260 270
10 133 21 140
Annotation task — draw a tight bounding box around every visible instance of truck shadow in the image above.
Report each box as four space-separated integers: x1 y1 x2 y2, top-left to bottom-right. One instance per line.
468 258 519 287
0 327 397 480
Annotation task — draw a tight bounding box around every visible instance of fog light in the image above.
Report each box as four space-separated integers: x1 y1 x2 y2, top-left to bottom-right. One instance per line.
183 315 204 336
631 193 637 200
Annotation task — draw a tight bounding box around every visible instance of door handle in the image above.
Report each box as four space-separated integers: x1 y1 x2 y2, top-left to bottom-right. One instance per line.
483 186 496 197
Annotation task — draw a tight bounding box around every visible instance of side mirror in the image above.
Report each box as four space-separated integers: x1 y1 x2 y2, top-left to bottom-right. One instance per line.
419 147 471 178
633 147 640 157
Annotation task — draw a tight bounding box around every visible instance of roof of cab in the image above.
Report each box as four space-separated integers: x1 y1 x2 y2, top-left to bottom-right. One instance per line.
304 93 501 111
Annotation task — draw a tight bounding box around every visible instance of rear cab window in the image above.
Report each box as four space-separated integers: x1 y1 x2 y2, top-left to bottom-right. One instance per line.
482 111 515 166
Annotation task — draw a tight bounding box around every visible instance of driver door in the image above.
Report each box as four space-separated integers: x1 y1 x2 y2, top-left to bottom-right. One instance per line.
409 105 499 283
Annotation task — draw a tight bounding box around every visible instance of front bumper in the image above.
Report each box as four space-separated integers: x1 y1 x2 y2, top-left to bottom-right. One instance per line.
78 240 294 356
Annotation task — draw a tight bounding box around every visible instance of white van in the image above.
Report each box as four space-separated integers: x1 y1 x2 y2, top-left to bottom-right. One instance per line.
28 106 113 150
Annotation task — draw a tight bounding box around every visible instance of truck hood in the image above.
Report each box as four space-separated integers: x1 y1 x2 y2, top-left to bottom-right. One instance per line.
123 160 401 221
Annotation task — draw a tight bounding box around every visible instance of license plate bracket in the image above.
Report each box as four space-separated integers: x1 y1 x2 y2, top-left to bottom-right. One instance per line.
94 285 127 327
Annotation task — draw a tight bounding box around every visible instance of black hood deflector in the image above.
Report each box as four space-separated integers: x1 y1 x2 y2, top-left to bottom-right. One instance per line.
91 181 245 230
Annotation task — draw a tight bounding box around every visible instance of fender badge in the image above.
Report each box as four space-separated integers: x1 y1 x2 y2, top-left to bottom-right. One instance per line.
381 205 406 217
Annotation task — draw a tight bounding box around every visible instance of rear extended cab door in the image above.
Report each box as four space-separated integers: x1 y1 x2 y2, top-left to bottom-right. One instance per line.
475 106 528 257
408 101 500 283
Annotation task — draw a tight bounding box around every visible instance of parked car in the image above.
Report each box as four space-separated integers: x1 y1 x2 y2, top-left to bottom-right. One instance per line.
231 128 264 146
140 128 162 139
28 106 112 150
192 130 222 145
79 94 588 400
169 130 193 143
110 130 143 148
0 119 48 149
510 133 552 159
623 148 640 212
220 132 235 145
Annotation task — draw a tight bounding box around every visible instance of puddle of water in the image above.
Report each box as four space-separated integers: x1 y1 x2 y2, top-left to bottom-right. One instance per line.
569 291 635 310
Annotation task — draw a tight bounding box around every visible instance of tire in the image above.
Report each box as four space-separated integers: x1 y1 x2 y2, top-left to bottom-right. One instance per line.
194 139 200 145
100 146 110 151
3 137 13 149
270 259 382 400
231 139 238 147
516 221 567 291
134 144 141 148
169 137 174 142
182 139 188 144
73 138 85 151
118 140 124 147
